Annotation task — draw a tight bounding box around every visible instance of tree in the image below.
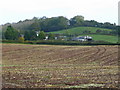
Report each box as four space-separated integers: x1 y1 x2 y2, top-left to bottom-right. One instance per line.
2 31 5 40
70 15 84 27
30 21 41 31
24 31 31 40
24 30 37 40
83 20 98 27
4 25 19 40
101 22 116 29
96 29 102 34
29 30 37 40
40 16 69 32
38 31 46 40
48 33 55 40
83 30 91 34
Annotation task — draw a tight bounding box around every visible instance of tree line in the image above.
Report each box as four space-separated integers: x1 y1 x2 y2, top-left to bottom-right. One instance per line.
3 25 120 42
3 25 55 41
2 15 117 32
2 15 119 41
29 15 117 32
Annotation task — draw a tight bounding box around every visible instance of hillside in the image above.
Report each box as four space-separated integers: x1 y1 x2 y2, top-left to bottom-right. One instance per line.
2 19 35 32
1 15 118 44
50 27 113 35
49 27 118 43
78 34 118 43
1 15 116 33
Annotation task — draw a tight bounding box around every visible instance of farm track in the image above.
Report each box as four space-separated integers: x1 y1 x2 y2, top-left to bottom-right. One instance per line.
2 44 119 88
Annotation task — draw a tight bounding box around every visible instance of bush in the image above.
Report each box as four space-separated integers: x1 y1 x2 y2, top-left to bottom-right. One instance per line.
18 37 24 42
2 40 119 45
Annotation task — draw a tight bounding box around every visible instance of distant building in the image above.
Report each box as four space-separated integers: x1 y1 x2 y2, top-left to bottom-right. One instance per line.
58 36 67 40
72 36 92 41
55 37 58 40
45 36 48 40
20 34 24 38
35 31 40 36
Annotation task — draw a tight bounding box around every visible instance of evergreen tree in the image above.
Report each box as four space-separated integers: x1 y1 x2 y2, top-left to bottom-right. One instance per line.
4 25 19 40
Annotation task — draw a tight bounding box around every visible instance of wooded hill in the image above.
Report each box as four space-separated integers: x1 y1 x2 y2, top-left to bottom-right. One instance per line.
2 15 117 33
1 15 120 44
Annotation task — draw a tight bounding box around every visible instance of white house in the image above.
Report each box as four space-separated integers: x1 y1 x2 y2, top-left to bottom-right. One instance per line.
72 36 92 41
45 36 48 40
35 31 40 37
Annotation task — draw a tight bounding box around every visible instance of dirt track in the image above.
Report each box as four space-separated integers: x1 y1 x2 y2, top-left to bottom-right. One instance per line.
2 44 119 88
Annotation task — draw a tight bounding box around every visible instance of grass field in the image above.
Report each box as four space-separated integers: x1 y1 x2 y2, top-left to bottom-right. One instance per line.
2 44 119 88
78 34 118 43
49 26 118 43
50 27 113 35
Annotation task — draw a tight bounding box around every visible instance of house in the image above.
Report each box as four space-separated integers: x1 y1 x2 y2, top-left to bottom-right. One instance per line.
72 36 92 41
45 36 48 40
20 34 24 38
55 37 58 40
59 36 67 40
35 31 40 37
85 36 92 41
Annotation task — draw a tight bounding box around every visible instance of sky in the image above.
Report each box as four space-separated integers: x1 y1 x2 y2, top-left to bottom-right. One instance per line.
0 0 119 25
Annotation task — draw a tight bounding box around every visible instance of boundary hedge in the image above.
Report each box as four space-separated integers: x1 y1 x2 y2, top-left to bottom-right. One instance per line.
2 40 120 46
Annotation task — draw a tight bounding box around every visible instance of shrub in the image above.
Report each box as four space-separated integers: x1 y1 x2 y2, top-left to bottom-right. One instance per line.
18 37 24 42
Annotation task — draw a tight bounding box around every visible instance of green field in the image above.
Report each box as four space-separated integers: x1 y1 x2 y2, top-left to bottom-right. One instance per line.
78 34 118 43
50 27 113 35
49 27 118 43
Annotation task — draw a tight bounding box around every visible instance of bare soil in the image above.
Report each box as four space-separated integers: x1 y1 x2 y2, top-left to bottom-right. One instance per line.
2 44 119 88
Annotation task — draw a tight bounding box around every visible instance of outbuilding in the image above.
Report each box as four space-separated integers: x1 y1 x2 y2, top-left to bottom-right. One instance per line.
72 36 92 41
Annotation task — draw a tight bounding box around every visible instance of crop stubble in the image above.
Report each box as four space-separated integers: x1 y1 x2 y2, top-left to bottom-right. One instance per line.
2 44 119 88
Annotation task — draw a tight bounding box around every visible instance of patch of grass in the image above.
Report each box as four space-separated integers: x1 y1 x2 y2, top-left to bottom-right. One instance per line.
48 27 118 43
78 34 118 43
49 27 113 35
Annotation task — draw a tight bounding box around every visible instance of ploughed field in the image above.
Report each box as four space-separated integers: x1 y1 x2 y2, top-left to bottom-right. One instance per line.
2 44 119 88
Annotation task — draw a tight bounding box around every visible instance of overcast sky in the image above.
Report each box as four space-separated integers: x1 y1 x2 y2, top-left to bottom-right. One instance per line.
0 0 119 25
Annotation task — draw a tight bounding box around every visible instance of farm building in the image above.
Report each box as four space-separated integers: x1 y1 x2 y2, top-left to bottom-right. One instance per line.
72 36 92 41
35 31 40 36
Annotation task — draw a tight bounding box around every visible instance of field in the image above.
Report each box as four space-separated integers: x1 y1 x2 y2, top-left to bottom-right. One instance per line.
50 27 112 35
78 34 118 43
49 26 118 43
2 44 119 88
